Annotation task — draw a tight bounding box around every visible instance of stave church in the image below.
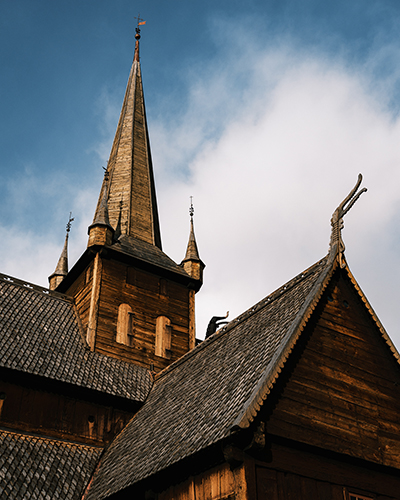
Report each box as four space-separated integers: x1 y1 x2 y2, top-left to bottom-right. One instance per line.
1 27 400 500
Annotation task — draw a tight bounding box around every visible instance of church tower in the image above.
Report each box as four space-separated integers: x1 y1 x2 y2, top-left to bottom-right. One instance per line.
55 28 203 372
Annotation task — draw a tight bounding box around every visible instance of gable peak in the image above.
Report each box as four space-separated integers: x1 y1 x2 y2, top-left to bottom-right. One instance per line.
329 173 367 268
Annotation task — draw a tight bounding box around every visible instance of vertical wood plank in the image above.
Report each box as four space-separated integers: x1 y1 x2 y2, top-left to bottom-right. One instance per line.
86 252 102 350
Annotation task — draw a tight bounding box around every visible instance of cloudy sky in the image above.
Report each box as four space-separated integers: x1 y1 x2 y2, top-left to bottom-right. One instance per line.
2 1 400 344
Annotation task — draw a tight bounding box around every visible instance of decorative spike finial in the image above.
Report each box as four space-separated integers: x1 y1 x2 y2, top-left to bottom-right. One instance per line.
189 196 194 219
66 212 74 233
134 15 146 60
48 212 73 290
329 173 367 268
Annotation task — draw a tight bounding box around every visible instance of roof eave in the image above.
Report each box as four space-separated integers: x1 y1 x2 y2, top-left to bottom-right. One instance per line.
230 248 338 431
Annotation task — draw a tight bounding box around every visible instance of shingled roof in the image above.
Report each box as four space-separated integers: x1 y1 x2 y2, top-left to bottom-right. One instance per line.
0 274 153 402
109 235 189 278
0 429 102 499
85 254 338 499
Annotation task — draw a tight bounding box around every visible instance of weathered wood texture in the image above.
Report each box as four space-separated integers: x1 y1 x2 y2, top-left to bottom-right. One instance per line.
267 271 400 469
96 59 159 246
67 262 93 336
74 258 191 371
157 462 236 500
0 380 134 446
253 442 399 499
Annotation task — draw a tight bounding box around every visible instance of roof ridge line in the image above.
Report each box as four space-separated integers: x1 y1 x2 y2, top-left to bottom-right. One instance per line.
0 273 72 303
230 251 337 431
155 256 329 382
0 426 104 449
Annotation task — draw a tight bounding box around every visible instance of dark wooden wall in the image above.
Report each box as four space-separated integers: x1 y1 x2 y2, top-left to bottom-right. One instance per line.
266 271 400 470
144 443 400 500
0 379 134 446
252 442 400 499
67 261 93 336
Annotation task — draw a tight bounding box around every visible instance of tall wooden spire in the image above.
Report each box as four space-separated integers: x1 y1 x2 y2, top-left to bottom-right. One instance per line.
49 214 73 290
91 28 161 249
59 30 202 371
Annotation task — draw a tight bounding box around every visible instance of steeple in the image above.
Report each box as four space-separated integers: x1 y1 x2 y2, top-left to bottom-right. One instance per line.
49 214 73 290
58 28 202 370
88 170 114 247
91 25 161 249
181 199 205 286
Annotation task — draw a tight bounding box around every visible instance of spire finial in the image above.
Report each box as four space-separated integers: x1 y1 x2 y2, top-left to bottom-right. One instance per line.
189 196 194 220
329 173 367 268
66 212 74 234
134 14 146 61
48 212 73 290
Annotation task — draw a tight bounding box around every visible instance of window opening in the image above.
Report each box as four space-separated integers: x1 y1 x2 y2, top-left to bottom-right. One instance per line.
159 279 167 296
116 303 134 345
155 316 172 359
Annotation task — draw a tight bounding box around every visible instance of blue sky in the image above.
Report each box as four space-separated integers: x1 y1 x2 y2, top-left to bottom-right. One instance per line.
2 1 400 343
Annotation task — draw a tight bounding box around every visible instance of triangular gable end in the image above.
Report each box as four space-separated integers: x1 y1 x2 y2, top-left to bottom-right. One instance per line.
261 261 400 469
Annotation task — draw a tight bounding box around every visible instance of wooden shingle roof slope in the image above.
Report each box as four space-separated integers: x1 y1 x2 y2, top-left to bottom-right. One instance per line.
91 28 161 249
0 429 102 500
84 255 332 499
0 273 153 402
85 175 400 499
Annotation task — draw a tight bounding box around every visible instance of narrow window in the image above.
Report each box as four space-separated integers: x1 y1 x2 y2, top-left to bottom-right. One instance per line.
159 279 167 296
126 267 136 285
155 316 172 359
116 303 134 345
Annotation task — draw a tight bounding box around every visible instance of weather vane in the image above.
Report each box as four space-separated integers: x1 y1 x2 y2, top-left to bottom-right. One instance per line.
134 14 146 37
66 212 74 233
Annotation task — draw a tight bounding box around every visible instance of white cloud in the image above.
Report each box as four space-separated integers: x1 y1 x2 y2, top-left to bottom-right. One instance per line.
2 34 400 352
154 43 400 344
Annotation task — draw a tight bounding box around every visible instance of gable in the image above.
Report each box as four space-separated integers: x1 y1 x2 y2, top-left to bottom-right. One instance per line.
266 268 400 468
84 257 330 500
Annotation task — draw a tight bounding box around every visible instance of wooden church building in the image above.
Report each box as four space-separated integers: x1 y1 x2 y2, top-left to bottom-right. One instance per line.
1 28 400 500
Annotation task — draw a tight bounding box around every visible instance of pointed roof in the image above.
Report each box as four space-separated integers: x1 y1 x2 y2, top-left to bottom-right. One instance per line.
183 218 201 261
92 30 162 249
48 214 74 286
182 203 203 263
89 174 113 230
49 232 69 280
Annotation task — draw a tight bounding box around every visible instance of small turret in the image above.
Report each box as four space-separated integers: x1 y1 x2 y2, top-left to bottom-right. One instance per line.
181 199 205 287
49 214 74 290
88 171 114 247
